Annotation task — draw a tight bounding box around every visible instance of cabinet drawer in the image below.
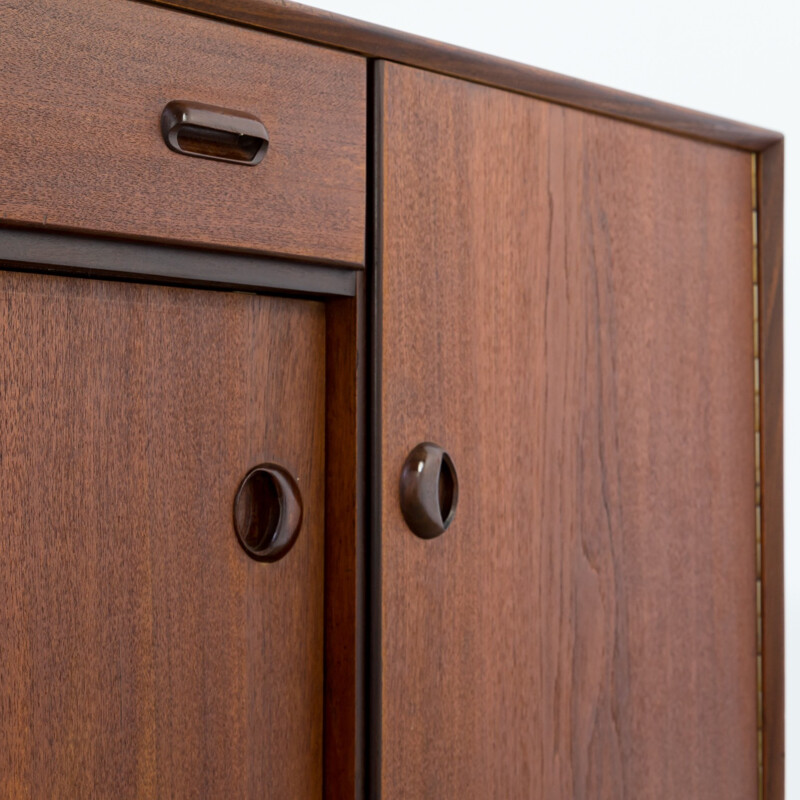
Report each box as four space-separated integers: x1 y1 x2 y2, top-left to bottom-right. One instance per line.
0 0 365 265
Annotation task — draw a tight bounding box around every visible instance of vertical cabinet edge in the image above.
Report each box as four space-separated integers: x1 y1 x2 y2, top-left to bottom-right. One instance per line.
758 138 785 800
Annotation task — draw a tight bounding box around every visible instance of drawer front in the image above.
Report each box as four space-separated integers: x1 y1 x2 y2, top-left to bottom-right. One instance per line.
0 0 365 265
0 271 326 797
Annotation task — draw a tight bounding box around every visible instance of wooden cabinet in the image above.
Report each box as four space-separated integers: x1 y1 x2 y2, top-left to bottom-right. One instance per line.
0 1 783 799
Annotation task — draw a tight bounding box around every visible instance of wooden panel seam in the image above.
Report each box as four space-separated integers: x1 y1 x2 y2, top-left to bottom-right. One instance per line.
366 57 384 800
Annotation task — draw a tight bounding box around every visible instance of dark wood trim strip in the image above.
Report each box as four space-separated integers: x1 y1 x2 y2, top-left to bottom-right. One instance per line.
366 58 384 799
147 0 781 150
0 226 357 298
758 139 784 800
324 279 366 799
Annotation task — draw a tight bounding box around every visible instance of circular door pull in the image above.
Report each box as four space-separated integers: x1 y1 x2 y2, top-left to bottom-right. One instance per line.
399 442 459 540
233 463 303 562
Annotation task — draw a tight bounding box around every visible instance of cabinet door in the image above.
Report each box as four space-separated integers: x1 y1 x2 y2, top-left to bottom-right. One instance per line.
0 271 325 798
376 61 758 798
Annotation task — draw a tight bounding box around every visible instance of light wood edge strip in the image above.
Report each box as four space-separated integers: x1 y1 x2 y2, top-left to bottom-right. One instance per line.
144 0 782 150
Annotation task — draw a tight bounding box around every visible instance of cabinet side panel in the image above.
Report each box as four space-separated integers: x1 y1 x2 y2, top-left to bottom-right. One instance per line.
378 61 758 799
759 140 785 800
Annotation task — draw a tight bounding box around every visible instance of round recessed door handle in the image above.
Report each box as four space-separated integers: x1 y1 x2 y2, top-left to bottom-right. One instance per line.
399 442 459 540
233 463 302 562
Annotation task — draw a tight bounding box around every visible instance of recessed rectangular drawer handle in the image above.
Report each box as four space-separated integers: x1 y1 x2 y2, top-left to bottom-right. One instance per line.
161 100 269 166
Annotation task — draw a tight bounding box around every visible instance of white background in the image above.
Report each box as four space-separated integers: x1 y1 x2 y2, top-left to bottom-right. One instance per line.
313 0 799 792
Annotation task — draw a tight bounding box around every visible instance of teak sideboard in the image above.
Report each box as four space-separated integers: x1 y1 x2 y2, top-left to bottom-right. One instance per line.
0 1 784 798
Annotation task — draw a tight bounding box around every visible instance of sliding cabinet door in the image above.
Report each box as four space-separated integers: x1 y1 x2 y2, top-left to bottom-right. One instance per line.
376 60 758 799
0 272 326 798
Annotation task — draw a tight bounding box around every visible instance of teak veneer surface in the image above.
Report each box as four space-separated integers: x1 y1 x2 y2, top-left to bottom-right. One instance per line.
377 61 759 799
0 0 366 265
0 271 326 798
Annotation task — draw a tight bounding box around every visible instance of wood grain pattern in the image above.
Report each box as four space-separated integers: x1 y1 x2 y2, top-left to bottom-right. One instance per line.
0 270 326 798
0 0 365 265
759 140 784 800
150 0 781 151
377 61 758 799
324 282 366 799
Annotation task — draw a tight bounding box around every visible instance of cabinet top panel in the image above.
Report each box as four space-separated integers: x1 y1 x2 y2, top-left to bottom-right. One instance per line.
149 0 781 151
